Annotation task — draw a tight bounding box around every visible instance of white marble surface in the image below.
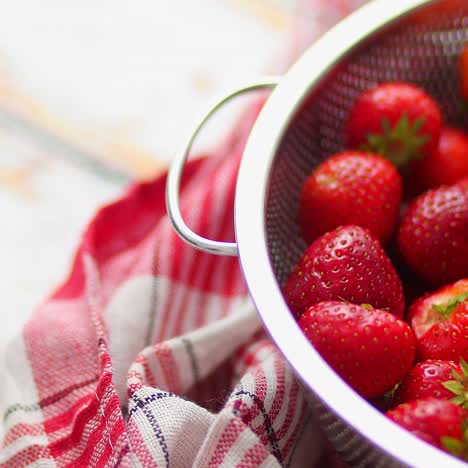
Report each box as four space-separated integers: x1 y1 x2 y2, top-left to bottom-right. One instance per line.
0 1 294 353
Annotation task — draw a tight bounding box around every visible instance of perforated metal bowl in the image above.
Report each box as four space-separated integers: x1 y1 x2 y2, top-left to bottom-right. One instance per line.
167 0 468 466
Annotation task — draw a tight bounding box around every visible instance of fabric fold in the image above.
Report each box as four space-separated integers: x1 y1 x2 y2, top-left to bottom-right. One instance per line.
1 1 368 466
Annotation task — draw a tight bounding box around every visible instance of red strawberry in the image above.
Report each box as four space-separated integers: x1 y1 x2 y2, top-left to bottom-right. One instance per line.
346 82 442 168
283 225 405 319
386 398 466 458
397 183 468 286
458 177 468 190
299 301 415 398
408 279 468 362
393 360 462 406
299 151 401 245
410 127 468 193
460 43 468 103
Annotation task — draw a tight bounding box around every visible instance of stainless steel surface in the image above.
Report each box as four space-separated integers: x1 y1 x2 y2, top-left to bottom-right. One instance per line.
170 0 468 465
237 0 467 466
166 78 278 257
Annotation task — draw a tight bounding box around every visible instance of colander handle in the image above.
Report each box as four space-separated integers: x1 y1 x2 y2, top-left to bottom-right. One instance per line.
166 77 278 256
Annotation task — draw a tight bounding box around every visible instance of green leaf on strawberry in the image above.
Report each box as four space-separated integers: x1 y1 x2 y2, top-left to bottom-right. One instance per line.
392 360 461 406
387 398 466 459
407 279 468 362
433 292 468 317
442 420 468 461
442 358 468 409
346 82 442 169
362 115 429 168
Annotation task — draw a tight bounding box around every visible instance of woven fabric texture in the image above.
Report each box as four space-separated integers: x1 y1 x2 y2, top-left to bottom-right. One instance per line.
0 1 367 466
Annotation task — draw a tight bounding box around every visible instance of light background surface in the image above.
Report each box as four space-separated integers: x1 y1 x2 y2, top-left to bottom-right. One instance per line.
0 0 296 353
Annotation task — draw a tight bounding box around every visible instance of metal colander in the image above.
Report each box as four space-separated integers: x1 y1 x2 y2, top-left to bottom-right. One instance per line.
167 0 468 466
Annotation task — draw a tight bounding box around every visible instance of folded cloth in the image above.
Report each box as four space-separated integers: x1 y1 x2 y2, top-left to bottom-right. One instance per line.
0 1 367 466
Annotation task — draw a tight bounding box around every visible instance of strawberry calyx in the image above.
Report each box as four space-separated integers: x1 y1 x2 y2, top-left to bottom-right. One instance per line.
442 358 468 409
442 419 468 461
432 292 468 318
361 115 429 168
383 382 400 403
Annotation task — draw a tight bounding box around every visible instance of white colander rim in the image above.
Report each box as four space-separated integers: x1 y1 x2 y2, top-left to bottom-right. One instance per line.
235 0 466 466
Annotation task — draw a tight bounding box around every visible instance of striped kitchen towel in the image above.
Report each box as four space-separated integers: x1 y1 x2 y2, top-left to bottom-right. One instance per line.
0 1 366 466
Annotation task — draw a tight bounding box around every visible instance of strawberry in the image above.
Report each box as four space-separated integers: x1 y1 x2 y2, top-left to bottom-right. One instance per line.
299 151 401 245
458 177 468 190
346 82 442 168
397 183 468 286
443 358 468 410
283 225 405 319
386 398 467 459
298 301 415 398
460 43 468 103
408 279 468 362
410 127 468 193
393 360 462 406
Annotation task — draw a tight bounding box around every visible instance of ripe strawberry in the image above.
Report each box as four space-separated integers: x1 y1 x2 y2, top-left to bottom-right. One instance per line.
458 177 468 190
397 184 468 285
299 151 401 245
393 360 462 406
283 225 405 319
410 127 468 193
298 301 415 398
408 279 468 362
346 82 442 168
386 398 466 458
460 43 468 103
